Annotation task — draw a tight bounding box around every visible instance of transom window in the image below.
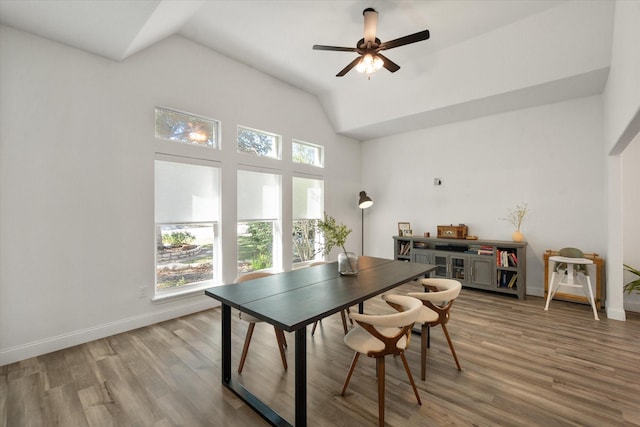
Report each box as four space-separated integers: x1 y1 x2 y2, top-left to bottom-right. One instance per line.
155 107 219 149
237 126 281 159
292 140 324 167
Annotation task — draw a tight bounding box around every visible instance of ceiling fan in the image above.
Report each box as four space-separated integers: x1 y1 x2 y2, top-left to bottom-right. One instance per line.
312 7 430 77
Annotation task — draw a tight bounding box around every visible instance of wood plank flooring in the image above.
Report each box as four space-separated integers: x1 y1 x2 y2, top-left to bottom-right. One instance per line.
2 282 640 426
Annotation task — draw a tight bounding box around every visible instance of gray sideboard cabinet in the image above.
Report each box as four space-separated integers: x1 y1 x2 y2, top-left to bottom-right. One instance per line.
393 236 527 299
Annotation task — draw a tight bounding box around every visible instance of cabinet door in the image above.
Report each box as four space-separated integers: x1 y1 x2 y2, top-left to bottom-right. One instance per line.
432 251 449 278
450 255 467 282
412 249 430 264
469 256 494 288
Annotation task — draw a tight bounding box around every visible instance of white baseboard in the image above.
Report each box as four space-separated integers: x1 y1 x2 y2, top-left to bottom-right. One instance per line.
606 306 628 321
0 298 218 366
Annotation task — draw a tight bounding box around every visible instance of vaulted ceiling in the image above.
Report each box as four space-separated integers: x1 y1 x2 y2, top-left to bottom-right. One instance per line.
0 0 614 140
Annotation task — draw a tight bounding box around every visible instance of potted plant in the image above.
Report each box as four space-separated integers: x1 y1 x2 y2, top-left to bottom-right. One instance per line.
317 212 358 275
501 203 529 242
623 264 640 294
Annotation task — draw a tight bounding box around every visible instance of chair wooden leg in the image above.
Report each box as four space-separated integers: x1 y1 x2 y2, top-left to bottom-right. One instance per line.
238 322 255 374
441 324 461 371
400 352 421 405
274 327 288 370
420 323 428 381
346 307 354 325
341 352 360 396
340 310 349 335
376 357 386 427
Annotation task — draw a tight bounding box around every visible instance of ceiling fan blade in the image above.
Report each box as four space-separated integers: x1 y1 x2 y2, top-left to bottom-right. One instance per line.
377 53 400 73
336 56 363 77
379 29 430 51
313 44 358 52
363 8 378 44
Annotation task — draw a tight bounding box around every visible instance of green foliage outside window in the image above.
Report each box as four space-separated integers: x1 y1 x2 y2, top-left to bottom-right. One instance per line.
292 141 322 166
162 231 196 246
237 127 277 157
238 221 273 272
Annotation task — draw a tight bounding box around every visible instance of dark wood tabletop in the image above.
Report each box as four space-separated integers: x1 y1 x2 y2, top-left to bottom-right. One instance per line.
205 256 435 332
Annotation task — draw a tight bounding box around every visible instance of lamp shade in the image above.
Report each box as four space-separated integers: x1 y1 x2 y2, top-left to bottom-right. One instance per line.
358 191 373 209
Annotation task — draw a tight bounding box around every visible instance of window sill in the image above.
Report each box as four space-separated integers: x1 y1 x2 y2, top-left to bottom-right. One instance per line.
152 281 219 303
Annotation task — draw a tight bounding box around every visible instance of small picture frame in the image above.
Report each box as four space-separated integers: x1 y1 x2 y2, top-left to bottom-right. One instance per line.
398 222 411 236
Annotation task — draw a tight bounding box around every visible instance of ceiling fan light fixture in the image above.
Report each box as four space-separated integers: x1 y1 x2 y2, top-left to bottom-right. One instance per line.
356 53 383 75
373 55 383 70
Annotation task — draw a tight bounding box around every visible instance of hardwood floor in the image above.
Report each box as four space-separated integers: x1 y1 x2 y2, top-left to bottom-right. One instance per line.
2 282 640 426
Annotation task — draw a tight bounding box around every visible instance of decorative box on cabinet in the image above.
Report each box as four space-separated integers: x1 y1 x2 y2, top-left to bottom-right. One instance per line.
393 236 527 299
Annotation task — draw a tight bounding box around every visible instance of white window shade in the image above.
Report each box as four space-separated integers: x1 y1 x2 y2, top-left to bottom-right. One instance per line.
155 160 219 223
293 177 323 220
238 170 281 221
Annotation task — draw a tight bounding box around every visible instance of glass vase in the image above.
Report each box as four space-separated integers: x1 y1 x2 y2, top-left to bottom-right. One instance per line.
338 252 359 276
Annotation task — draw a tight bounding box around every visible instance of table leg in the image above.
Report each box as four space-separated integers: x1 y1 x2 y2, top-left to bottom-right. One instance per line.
295 327 307 426
222 304 231 383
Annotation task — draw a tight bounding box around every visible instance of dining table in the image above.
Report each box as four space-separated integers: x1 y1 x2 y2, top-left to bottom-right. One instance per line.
204 256 436 427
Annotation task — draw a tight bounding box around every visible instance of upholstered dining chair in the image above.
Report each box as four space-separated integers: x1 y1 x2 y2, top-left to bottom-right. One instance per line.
408 278 462 381
235 272 288 374
308 261 353 336
340 294 422 427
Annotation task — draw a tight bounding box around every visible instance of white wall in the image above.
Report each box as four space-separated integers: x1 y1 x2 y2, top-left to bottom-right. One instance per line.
622 134 640 312
361 96 606 299
604 0 640 154
602 0 640 320
0 26 361 365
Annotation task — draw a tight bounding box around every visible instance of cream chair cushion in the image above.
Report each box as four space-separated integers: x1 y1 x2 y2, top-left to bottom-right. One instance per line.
344 294 422 354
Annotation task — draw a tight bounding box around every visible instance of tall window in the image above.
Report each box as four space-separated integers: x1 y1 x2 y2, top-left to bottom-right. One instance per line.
155 159 220 295
237 170 282 274
292 140 324 167
237 126 281 159
293 177 324 265
155 107 219 149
